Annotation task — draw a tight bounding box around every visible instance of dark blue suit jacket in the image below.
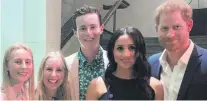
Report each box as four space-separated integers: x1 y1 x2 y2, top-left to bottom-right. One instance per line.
148 45 207 100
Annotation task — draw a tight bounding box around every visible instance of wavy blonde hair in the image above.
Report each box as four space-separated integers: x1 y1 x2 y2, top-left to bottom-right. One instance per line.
155 0 192 25
36 51 70 100
2 43 35 100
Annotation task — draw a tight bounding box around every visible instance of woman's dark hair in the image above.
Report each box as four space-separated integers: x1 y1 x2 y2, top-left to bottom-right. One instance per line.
105 26 154 99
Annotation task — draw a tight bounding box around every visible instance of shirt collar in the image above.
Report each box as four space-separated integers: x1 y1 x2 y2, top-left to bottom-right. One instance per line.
159 49 168 70
159 40 194 69
78 46 103 64
179 40 194 65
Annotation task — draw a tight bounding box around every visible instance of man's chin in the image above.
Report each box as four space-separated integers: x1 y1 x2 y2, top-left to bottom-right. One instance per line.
81 44 99 49
166 47 179 52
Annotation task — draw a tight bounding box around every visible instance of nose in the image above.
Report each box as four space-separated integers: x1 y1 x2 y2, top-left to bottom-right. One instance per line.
51 71 57 77
124 49 131 57
167 28 176 39
21 62 26 68
87 28 94 38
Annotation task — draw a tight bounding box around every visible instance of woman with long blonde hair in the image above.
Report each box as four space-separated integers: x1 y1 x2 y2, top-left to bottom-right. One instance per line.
1 43 35 100
36 51 70 100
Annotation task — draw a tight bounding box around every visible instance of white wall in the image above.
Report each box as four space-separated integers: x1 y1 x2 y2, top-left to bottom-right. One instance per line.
1 0 61 86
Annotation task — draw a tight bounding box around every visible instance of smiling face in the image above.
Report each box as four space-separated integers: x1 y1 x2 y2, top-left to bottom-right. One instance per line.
156 11 192 52
7 49 33 84
43 56 65 91
75 13 104 49
113 34 136 69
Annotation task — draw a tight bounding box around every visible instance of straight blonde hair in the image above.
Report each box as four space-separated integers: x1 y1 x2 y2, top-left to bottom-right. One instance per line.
35 51 70 100
2 43 35 100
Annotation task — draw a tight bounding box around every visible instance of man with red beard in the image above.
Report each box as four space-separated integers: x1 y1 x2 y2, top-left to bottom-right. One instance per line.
148 0 207 100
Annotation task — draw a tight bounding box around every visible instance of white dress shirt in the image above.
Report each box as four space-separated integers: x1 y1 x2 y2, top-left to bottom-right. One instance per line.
159 40 194 100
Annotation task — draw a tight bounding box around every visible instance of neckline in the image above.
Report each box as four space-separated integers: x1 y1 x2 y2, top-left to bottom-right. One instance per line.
7 85 26 100
111 74 135 81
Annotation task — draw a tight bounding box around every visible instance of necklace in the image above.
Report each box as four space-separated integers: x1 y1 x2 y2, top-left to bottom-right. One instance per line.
16 91 21 98
15 89 24 100
8 85 24 100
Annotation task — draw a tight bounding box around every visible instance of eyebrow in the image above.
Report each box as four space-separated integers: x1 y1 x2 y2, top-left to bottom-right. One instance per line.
79 24 97 27
44 66 64 70
160 25 168 27
25 59 32 62
114 45 123 48
13 58 32 60
79 25 86 28
90 24 96 26
44 65 51 68
115 44 135 47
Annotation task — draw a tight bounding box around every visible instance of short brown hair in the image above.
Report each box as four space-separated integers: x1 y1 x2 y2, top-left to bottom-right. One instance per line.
73 4 102 30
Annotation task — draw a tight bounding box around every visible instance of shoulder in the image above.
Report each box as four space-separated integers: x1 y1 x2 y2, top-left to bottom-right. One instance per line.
86 77 107 100
0 87 7 100
199 48 207 68
148 53 162 64
194 45 207 70
196 45 207 59
147 53 162 72
149 77 162 90
89 76 105 90
65 52 78 63
65 52 78 69
0 92 7 100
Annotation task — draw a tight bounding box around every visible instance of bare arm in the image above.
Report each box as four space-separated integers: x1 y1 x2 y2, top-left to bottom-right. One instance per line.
150 77 164 100
87 76 107 100
86 77 107 100
86 79 98 100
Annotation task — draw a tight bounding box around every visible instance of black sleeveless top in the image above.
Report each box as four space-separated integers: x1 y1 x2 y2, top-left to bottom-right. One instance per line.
99 74 155 100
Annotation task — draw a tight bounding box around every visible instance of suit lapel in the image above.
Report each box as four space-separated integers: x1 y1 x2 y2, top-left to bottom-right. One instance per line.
102 48 109 70
71 53 80 100
177 46 202 100
156 61 162 80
